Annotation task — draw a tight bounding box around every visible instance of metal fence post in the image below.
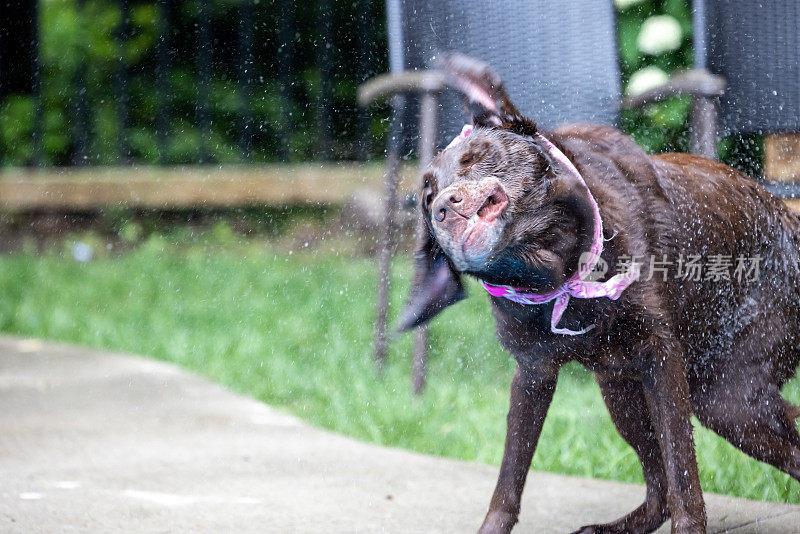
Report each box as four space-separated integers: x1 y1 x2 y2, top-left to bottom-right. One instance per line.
412 90 437 394
354 0 372 161
277 0 294 162
73 0 90 166
32 0 44 167
196 0 211 164
155 0 171 164
317 0 334 159
237 0 254 161
115 0 131 164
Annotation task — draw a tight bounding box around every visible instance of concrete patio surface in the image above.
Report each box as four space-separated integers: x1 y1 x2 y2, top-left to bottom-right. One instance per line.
1 336 798 533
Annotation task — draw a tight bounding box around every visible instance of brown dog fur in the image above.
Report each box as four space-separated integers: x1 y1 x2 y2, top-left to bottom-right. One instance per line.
400 55 800 534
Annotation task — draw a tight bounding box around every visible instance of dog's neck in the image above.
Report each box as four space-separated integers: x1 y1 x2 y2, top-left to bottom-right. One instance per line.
480 131 638 335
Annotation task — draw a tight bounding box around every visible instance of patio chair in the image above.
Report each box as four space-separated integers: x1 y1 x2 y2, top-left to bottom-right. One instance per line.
359 0 725 394
694 0 800 200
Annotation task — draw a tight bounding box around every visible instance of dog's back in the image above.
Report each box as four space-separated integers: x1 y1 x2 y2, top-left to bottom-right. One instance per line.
555 124 800 450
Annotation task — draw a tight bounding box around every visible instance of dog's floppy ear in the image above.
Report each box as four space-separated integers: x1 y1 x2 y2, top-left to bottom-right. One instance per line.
439 53 536 135
397 220 466 333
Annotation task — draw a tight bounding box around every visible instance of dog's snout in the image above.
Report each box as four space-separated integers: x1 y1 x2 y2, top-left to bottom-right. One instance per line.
430 180 508 225
427 178 509 269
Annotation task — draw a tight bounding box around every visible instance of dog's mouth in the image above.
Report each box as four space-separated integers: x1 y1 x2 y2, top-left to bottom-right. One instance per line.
462 196 507 252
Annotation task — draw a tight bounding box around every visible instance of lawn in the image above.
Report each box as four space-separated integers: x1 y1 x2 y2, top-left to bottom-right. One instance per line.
0 229 798 504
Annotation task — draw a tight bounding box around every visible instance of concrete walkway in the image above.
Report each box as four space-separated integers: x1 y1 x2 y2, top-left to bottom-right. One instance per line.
1 336 798 533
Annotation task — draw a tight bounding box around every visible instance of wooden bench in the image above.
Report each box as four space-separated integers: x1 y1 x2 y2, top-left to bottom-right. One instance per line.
0 164 415 211
765 134 800 213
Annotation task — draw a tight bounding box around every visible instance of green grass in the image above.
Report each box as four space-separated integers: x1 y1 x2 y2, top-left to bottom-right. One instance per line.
0 233 798 504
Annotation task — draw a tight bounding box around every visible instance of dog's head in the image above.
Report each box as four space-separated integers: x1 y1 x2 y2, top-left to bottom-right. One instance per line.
398 54 598 331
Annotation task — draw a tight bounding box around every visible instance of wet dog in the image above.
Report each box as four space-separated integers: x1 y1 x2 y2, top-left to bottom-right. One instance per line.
399 54 800 534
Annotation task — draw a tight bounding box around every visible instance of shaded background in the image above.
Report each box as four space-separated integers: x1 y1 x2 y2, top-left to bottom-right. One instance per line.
0 0 742 169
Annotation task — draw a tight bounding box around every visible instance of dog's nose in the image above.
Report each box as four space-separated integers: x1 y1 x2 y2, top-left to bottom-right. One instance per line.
433 193 464 222
432 194 457 222
431 180 508 223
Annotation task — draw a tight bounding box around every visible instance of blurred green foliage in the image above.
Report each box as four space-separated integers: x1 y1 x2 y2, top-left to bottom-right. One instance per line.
0 0 760 168
616 0 694 154
616 0 763 172
0 0 387 166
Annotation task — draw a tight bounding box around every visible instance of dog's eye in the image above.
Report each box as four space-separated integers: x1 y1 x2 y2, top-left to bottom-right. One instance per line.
422 185 434 207
421 177 436 208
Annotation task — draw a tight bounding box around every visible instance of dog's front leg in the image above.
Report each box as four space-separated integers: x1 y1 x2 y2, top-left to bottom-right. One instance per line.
641 337 706 534
479 362 558 534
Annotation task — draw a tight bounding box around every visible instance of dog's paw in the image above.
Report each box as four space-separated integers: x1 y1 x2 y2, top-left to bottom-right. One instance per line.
477 510 516 534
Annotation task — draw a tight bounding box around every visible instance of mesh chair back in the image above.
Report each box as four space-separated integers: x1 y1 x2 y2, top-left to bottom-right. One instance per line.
402 0 621 143
704 0 800 135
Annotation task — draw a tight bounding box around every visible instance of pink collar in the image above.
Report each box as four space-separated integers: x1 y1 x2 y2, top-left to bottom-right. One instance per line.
448 125 639 335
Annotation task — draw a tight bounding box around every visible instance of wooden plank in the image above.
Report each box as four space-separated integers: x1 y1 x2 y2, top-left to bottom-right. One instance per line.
765 133 800 182
784 198 800 214
0 164 417 210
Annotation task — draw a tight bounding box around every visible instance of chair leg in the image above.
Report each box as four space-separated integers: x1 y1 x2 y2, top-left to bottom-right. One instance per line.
374 94 405 369
410 90 438 393
690 96 719 161
374 216 394 369
412 326 429 393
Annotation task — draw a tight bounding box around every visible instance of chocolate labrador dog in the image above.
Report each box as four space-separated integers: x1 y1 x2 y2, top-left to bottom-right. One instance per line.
398 54 800 534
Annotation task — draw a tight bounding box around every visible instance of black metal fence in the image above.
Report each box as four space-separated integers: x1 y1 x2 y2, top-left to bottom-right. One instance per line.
0 0 388 168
